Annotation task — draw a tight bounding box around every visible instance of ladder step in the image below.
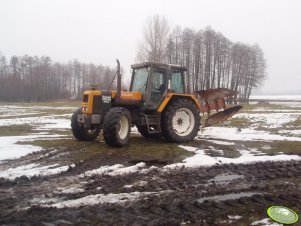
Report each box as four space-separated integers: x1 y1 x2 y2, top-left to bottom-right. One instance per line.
144 114 161 133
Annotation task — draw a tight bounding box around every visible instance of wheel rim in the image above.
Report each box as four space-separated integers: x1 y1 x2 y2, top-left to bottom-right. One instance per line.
172 108 195 136
119 115 129 140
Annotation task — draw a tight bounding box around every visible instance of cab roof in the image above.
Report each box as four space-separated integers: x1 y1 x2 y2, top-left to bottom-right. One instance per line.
131 62 186 71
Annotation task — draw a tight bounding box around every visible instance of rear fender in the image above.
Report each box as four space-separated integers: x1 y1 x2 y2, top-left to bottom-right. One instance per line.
157 93 201 112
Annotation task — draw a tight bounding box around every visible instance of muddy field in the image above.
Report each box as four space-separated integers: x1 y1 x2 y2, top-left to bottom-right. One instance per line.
0 101 301 225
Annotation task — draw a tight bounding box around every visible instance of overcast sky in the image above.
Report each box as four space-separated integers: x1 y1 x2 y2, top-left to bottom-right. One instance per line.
1 0 300 94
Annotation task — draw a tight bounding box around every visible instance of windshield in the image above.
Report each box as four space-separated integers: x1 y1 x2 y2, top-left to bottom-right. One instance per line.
131 68 149 93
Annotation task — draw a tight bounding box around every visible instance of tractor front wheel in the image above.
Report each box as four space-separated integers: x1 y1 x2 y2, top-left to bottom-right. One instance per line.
162 99 200 142
71 108 100 141
103 107 131 147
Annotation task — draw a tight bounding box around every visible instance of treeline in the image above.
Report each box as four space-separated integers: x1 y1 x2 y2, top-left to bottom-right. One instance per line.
0 55 117 101
137 15 266 103
1 15 266 103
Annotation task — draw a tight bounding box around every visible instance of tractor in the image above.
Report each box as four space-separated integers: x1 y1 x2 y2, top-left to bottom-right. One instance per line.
71 60 242 147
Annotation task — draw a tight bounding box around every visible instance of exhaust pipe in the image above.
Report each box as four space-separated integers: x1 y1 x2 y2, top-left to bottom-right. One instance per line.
116 59 121 97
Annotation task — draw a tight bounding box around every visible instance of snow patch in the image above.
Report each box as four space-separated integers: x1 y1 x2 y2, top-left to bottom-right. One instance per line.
250 95 301 101
0 104 71 130
0 136 42 161
108 162 146 176
131 126 139 134
81 162 146 177
251 108 301 113
237 113 300 128
0 115 71 130
0 112 41 118
209 173 244 184
279 130 301 136
123 180 148 188
48 191 156 208
165 145 301 169
140 165 158 174
37 149 60 159
251 218 283 226
56 186 85 194
206 140 235 146
0 134 68 161
34 116 71 130
80 164 122 177
199 127 301 142
250 107 301 114
0 105 40 117
0 163 70 180
0 105 75 111
262 145 272 150
228 215 242 220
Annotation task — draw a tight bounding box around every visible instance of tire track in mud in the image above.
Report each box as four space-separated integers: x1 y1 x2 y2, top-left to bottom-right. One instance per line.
1 160 301 225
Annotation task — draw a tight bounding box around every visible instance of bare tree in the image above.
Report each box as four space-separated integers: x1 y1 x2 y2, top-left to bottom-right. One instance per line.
181 28 194 93
136 15 170 62
0 54 8 100
241 44 266 102
193 30 203 91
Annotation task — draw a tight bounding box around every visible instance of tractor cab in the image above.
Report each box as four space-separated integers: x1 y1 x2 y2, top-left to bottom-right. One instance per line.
130 62 186 110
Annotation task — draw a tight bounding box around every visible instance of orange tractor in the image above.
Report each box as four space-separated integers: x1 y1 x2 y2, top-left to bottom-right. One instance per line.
71 60 242 147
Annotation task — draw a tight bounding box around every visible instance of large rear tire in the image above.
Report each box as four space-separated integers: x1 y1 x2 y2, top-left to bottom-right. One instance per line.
162 99 200 142
103 107 131 147
71 108 100 141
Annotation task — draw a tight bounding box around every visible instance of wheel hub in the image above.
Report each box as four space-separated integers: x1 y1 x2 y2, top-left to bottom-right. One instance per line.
177 118 183 126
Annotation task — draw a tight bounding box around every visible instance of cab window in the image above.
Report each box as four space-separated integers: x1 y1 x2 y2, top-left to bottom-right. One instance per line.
171 69 184 93
131 68 149 93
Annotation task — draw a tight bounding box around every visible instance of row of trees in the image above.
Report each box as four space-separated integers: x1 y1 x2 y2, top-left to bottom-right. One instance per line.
0 15 266 102
0 54 117 101
137 15 266 102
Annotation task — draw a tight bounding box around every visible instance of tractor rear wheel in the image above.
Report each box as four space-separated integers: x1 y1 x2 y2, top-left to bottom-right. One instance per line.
103 107 131 147
162 99 200 142
71 108 100 141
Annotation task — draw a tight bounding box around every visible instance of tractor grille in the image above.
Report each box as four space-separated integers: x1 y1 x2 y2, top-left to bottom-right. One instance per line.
93 95 102 113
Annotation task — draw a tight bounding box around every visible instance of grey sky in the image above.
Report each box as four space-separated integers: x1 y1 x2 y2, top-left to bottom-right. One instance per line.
1 0 300 94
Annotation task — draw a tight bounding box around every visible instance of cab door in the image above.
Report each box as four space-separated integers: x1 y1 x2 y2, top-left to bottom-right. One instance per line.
147 67 167 109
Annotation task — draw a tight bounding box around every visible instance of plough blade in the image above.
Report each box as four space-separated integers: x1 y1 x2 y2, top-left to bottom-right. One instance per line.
195 88 238 101
203 105 243 127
